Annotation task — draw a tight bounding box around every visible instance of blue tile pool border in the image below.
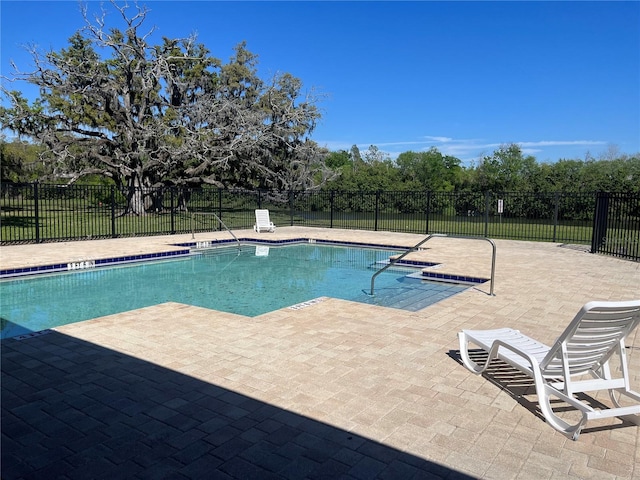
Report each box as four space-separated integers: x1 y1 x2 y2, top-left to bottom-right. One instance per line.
0 238 487 285
0 249 191 279
174 238 411 250
2 238 377 279
420 271 488 285
173 237 312 249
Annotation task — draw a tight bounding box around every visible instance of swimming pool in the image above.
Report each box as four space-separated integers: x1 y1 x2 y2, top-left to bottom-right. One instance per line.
0 244 467 339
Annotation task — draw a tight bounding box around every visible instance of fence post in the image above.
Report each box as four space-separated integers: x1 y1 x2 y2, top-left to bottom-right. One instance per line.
591 191 610 254
375 191 380 231
552 192 559 243
425 191 431 234
110 185 117 238
484 191 490 237
330 191 335 228
170 187 175 234
218 188 223 231
33 182 40 243
289 191 295 226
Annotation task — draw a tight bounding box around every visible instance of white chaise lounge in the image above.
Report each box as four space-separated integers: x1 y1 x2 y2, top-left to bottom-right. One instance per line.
254 209 276 233
458 300 640 440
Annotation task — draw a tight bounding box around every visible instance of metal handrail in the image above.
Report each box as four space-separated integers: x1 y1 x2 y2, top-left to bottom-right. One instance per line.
369 234 496 296
191 212 241 251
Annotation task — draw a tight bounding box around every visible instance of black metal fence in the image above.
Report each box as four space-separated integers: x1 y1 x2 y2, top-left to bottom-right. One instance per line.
1 183 638 261
590 192 640 261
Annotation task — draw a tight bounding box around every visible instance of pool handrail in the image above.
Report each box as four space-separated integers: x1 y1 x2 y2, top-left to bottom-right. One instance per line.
191 212 241 252
369 234 496 297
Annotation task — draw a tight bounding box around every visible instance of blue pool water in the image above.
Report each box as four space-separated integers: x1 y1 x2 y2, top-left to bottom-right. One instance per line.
0 244 466 339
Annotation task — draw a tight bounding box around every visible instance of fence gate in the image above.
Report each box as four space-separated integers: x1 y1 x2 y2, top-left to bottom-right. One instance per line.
591 192 640 261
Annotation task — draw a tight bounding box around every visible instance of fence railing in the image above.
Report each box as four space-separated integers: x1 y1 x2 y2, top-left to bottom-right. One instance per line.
1 184 638 261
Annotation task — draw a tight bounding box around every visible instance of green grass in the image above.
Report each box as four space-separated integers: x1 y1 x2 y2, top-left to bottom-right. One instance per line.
289 212 594 245
0 204 596 245
0 201 258 242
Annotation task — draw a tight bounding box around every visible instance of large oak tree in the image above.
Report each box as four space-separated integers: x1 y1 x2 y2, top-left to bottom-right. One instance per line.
1 1 328 214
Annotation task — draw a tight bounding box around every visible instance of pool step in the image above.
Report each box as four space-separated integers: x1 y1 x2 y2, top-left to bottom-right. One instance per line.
356 276 467 311
374 259 439 269
373 259 489 286
405 271 488 286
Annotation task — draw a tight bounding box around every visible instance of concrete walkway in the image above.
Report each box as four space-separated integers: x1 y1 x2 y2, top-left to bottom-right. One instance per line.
1 228 639 479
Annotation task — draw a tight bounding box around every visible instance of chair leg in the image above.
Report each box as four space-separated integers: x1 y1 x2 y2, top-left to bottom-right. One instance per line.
458 332 493 374
538 383 588 440
592 350 640 424
604 390 640 426
459 332 588 440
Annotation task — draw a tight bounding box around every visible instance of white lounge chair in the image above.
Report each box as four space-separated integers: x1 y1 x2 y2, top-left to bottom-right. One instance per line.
458 300 640 440
253 209 276 233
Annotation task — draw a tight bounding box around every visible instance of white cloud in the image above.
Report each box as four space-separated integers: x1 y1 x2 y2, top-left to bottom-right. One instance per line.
316 136 609 164
423 136 453 143
517 140 606 147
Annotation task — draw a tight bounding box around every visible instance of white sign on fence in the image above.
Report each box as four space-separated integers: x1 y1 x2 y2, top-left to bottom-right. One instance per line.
497 199 504 214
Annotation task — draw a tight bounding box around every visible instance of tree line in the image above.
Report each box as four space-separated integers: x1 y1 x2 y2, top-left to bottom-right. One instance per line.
322 144 640 195
5 137 638 195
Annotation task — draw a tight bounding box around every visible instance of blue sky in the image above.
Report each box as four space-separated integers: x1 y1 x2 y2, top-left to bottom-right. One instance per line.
1 1 639 165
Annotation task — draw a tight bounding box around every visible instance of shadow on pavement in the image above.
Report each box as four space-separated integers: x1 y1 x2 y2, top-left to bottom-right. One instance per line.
2 330 477 479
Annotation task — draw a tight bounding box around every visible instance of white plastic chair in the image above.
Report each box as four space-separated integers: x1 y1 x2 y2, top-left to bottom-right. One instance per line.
253 209 276 233
458 300 640 440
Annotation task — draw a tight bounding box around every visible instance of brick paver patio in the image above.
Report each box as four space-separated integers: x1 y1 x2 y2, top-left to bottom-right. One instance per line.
1 227 639 479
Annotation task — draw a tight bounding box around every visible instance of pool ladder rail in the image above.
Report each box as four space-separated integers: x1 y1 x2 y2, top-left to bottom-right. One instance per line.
369 234 496 297
190 212 241 253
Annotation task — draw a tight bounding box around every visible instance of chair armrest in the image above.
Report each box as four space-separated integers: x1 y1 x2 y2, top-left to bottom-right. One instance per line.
487 339 543 373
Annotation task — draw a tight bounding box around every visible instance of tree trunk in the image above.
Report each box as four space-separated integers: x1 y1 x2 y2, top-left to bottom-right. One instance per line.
126 175 146 216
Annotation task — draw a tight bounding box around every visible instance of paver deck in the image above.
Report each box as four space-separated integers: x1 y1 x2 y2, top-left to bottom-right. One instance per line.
2 227 639 479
